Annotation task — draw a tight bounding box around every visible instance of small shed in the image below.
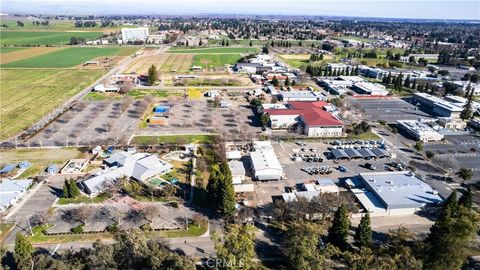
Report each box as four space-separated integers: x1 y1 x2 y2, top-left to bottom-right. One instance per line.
18 161 31 170
153 106 170 113
46 164 58 175
0 164 16 174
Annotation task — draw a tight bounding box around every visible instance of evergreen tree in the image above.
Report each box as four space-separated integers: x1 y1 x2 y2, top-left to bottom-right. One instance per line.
262 46 269 54
147 65 158 86
354 213 372 248
327 204 351 250
354 66 359 75
218 161 236 219
460 88 474 120
285 77 291 86
14 233 34 270
458 186 473 209
271 76 280 87
221 39 225 46
404 75 411 88
385 72 392 85
62 179 71 198
424 191 479 270
69 179 80 197
249 40 253 46
226 40 230 46
323 68 329 76
411 79 417 89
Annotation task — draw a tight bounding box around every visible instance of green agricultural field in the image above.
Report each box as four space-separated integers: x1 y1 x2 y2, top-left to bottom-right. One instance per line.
168 47 258 54
0 31 102 46
0 69 104 140
3 47 126 68
0 47 26 53
192 54 242 69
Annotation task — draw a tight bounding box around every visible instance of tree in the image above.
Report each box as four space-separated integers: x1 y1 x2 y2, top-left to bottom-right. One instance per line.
271 76 280 87
285 77 291 87
14 233 34 270
147 65 158 86
425 150 435 160
458 186 473 209
218 162 236 219
327 204 350 250
262 46 269 54
457 168 473 184
62 179 80 198
260 113 270 127
414 141 424 152
284 222 333 270
424 191 480 270
212 224 257 270
354 212 372 248
249 40 253 46
460 88 474 120
141 205 159 223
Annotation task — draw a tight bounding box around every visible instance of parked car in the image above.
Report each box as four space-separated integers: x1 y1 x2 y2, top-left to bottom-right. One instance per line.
296 141 306 146
338 165 347 172
365 163 376 170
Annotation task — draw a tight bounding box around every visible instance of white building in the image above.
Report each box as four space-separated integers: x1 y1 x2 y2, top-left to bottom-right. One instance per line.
397 120 444 142
93 84 120 93
278 91 326 102
228 160 254 193
81 151 172 196
121 27 149 42
412 93 464 118
281 179 339 202
0 179 33 212
350 171 443 216
351 82 388 96
249 141 283 181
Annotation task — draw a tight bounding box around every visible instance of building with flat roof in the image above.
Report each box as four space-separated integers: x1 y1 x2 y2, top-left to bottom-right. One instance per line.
281 179 339 202
278 90 326 102
351 171 443 216
351 82 389 96
397 120 444 142
263 101 344 137
412 92 464 118
121 27 149 42
250 141 283 181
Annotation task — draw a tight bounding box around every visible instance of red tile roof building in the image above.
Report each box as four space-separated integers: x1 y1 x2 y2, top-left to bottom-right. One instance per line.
263 101 343 137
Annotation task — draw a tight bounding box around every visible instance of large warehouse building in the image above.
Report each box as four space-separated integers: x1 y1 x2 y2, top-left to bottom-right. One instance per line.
348 171 443 216
249 141 283 181
396 120 444 142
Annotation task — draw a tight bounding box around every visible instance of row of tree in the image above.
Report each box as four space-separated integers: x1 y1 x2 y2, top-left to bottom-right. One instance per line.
4 229 195 270
206 160 236 219
306 65 359 77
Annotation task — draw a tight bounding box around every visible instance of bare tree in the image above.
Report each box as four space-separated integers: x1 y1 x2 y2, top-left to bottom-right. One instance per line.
141 205 159 223
119 81 134 94
72 206 90 225
120 96 134 114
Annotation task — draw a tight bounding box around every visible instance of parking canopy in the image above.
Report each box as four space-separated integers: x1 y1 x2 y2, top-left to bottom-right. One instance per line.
358 148 376 159
345 149 362 159
372 148 390 158
331 149 349 160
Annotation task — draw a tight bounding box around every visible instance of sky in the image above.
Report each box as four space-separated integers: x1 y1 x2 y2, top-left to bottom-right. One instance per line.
2 0 479 20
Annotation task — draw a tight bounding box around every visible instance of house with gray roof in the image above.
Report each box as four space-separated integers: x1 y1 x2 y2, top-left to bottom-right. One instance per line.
0 179 33 212
81 151 172 196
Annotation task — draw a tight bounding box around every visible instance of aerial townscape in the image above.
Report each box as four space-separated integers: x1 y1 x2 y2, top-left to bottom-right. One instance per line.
1 0 480 269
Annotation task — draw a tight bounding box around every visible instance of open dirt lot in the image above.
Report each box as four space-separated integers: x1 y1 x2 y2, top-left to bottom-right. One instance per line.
124 53 193 74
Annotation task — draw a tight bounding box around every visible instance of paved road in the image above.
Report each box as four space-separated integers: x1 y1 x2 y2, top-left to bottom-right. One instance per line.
2 176 64 245
134 85 259 90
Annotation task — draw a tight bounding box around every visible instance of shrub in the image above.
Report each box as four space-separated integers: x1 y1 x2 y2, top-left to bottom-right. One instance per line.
106 223 118 233
140 223 152 231
71 225 84 234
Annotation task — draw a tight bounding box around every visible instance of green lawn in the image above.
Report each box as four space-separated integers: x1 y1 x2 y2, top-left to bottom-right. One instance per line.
0 47 26 53
127 89 182 99
0 31 102 46
3 47 124 68
131 134 217 145
192 54 242 69
57 193 111 205
169 47 258 54
0 69 104 140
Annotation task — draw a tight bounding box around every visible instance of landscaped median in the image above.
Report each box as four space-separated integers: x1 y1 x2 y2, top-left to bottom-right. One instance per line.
28 219 208 244
130 134 218 145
